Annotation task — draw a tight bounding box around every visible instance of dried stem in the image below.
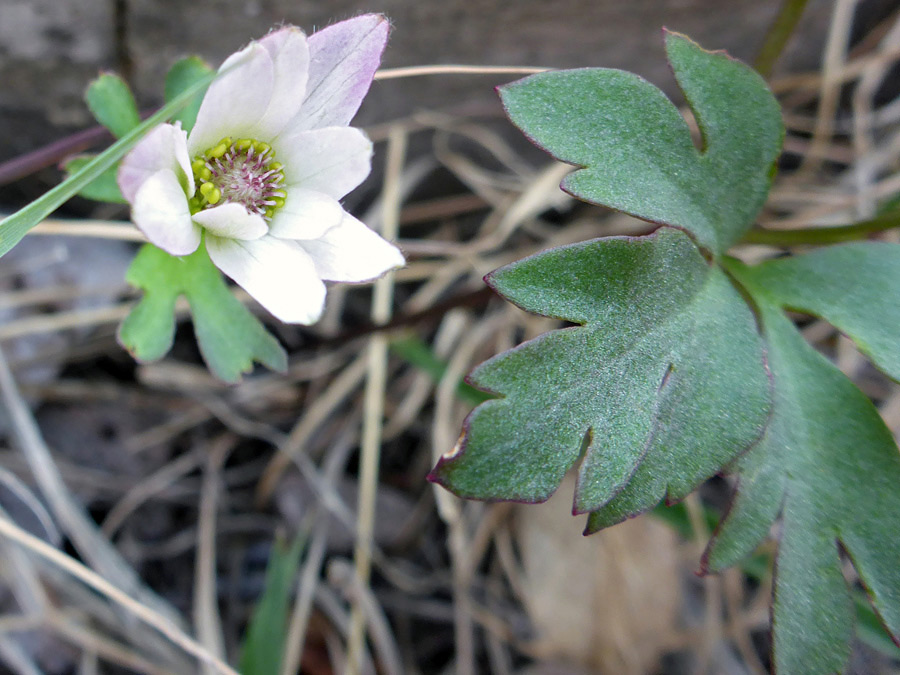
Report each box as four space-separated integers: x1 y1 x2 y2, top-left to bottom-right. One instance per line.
346 125 407 675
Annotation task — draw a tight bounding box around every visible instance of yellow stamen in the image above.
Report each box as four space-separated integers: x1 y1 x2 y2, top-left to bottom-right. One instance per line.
206 187 221 205
208 143 227 159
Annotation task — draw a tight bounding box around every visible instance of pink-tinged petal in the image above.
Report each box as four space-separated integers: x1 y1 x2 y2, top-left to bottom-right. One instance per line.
277 127 372 198
254 27 310 140
298 212 404 282
293 14 389 131
192 203 268 240
267 188 344 240
118 123 192 203
132 169 201 256
205 235 326 324
188 43 275 156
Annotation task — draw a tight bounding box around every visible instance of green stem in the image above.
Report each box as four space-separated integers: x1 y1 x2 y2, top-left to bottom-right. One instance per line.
0 71 215 259
754 0 812 77
741 209 900 246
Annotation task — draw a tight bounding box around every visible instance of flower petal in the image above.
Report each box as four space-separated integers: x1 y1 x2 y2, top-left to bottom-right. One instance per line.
294 14 389 131
254 27 310 140
205 235 326 324
192 203 268 240
298 212 404 282
118 123 193 203
132 169 201 255
188 43 275 156
278 127 372 199
267 188 345 240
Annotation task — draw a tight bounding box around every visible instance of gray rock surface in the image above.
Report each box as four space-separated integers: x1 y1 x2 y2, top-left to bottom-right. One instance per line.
0 0 834 168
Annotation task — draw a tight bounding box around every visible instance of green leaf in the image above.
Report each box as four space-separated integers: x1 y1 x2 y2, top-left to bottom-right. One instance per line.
239 537 304 675
498 31 783 256
734 242 900 381
63 156 126 204
0 68 216 258
118 243 287 383
429 227 771 516
701 276 900 675
164 56 213 133
85 73 141 139
856 594 900 660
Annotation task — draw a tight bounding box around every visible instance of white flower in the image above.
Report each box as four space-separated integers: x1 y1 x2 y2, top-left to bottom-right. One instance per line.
118 15 404 324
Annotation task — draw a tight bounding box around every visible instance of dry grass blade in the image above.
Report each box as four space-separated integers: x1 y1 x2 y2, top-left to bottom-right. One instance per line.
46 609 175 675
374 65 548 80
0 345 183 626
101 447 206 537
796 0 857 174
347 125 407 675
280 427 358 675
0 514 239 675
851 13 900 215
433 313 510 675
29 219 144 241
256 354 368 504
2 8 900 673
330 559 403 675
194 436 234 673
0 635 43 675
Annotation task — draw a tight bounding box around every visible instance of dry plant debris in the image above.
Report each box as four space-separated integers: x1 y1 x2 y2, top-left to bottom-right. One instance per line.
0 3 899 673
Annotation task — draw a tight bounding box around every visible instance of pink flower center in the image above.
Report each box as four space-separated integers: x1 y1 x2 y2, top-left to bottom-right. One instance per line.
190 138 287 220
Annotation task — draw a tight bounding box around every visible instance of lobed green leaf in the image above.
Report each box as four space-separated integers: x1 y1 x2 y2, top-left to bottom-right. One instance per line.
430 227 771 516
702 287 900 674
438 30 900 672
119 244 287 383
734 242 900 381
0 69 216 258
164 56 213 133
85 73 141 139
62 156 126 204
499 31 783 256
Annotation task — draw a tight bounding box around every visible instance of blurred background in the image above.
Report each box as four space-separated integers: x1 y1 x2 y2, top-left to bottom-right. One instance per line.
1 1 900 674
0 0 844 176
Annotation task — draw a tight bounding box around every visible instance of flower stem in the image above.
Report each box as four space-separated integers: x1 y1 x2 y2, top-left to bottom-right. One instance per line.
754 0 812 77
741 208 900 246
346 126 407 675
0 124 113 187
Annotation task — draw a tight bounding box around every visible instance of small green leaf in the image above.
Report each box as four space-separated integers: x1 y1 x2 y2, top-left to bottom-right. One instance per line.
734 242 900 381
0 69 216 258
239 537 304 675
119 243 287 383
856 594 900 660
702 276 900 675
164 56 213 133
85 73 141 139
63 156 126 204
430 227 771 516
499 31 783 256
